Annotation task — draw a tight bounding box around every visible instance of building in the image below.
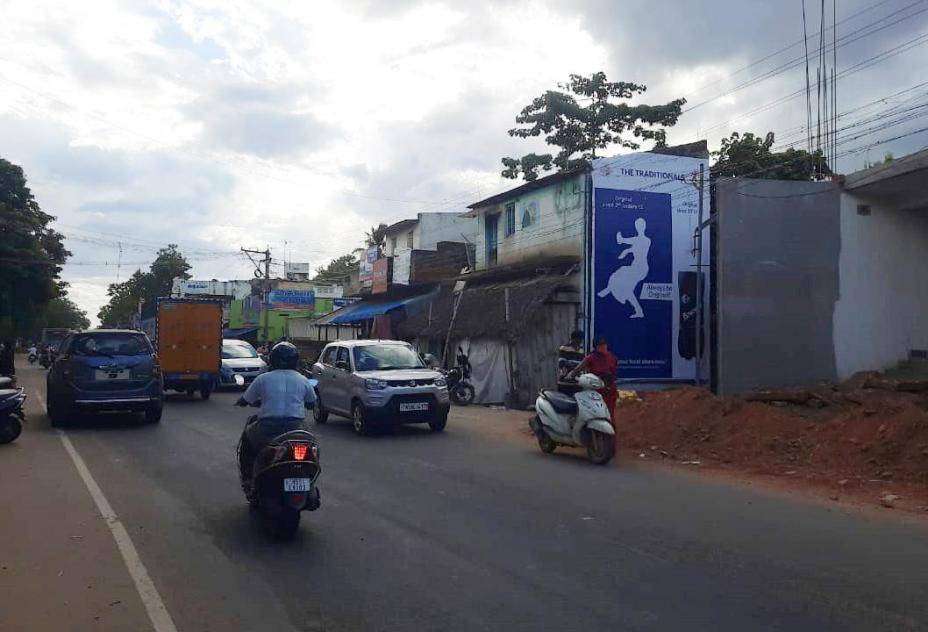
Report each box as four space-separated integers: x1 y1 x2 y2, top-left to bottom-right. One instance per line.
225 279 345 343
383 212 476 258
715 148 928 395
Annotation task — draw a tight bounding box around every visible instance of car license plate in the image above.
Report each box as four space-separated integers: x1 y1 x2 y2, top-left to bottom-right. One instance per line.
284 478 312 492
399 402 429 412
95 369 128 380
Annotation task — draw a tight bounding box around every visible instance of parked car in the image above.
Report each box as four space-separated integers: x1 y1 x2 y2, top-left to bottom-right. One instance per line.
310 339 450 435
220 339 267 388
46 329 164 426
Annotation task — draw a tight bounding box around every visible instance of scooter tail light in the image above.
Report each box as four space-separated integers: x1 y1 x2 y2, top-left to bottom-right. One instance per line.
292 443 309 461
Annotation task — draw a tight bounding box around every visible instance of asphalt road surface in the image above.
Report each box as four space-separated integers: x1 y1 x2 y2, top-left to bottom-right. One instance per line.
5 363 928 631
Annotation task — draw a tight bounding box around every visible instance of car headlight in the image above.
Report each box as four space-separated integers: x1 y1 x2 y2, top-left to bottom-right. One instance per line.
364 378 388 390
434 377 447 387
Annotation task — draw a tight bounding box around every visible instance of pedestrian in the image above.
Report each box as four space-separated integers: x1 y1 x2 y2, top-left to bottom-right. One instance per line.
569 335 618 427
0 339 15 377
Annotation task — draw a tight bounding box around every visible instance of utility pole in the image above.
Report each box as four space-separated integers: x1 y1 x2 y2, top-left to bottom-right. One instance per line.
692 164 706 388
242 247 272 343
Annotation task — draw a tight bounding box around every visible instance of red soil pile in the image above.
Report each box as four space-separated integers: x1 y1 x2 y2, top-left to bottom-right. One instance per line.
616 384 928 511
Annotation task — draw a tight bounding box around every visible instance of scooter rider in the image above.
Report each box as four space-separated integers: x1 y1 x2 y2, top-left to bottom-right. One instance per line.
235 342 317 486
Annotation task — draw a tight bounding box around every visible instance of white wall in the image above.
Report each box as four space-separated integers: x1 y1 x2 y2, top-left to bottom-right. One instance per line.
474 173 586 270
417 212 476 250
833 193 928 378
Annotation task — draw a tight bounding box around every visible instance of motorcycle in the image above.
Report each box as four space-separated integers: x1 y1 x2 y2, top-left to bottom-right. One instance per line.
446 347 476 406
39 347 54 369
28 352 37 365
233 375 321 539
0 378 26 444
529 373 615 465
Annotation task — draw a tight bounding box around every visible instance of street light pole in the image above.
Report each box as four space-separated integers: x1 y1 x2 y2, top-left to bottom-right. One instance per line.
242 247 272 343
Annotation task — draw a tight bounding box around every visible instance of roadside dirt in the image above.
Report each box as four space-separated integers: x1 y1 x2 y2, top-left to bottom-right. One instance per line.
616 380 928 516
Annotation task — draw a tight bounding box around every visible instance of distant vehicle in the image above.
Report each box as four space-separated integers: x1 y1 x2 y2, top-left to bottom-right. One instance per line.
219 339 267 388
40 328 72 368
46 329 164 426
155 298 222 399
311 339 450 435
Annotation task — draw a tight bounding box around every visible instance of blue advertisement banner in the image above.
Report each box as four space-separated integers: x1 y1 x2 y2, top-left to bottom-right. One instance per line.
268 289 315 310
593 188 673 379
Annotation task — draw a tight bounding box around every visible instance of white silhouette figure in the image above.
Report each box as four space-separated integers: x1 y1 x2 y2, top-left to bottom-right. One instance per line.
598 217 651 319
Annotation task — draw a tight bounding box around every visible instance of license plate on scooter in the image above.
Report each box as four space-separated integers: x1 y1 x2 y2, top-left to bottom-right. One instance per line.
283 478 312 492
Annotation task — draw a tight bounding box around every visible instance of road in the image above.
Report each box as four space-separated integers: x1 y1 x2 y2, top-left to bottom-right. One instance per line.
3 362 928 632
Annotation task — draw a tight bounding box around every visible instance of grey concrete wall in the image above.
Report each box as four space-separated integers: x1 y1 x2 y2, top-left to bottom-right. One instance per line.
717 179 841 396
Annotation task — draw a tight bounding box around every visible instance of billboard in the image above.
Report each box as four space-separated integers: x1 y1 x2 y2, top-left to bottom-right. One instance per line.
590 152 709 381
359 247 378 285
267 288 315 310
372 257 392 294
285 262 310 278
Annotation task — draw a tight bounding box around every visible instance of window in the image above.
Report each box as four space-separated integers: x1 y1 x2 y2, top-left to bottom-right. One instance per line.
322 346 338 365
353 344 424 371
390 236 397 253
222 341 258 359
504 202 515 237
406 230 414 249
70 332 151 356
335 346 350 369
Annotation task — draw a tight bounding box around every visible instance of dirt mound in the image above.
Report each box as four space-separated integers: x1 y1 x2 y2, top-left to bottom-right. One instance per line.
617 385 928 511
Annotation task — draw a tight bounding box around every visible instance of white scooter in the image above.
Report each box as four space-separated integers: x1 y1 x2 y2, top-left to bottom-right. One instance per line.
530 373 616 465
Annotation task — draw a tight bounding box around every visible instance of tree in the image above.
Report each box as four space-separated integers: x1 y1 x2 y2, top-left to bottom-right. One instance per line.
710 131 830 181
0 157 70 337
365 223 389 252
39 294 90 331
502 72 687 181
97 245 191 327
313 253 358 282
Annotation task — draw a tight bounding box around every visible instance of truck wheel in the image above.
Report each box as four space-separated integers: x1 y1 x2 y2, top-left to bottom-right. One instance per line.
200 385 211 400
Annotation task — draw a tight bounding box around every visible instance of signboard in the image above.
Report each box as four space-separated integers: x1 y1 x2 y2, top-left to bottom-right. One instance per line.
172 279 252 300
359 247 378 285
590 152 709 381
313 284 344 299
392 250 411 285
267 289 315 310
285 262 309 276
334 297 360 308
372 257 392 294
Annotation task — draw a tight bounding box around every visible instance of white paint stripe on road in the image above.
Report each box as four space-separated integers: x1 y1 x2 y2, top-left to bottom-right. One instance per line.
34 391 178 632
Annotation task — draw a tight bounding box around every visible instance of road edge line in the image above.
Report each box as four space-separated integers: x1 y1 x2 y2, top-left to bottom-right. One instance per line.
38 391 178 632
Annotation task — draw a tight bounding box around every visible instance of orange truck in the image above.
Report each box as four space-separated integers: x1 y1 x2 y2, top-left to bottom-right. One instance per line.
155 298 223 399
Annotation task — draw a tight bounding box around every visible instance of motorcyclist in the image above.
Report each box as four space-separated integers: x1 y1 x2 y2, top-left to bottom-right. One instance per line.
568 335 618 427
557 330 585 395
235 342 317 487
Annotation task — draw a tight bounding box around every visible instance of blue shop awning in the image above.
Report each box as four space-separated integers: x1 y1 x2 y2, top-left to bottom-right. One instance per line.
223 327 259 338
330 298 411 324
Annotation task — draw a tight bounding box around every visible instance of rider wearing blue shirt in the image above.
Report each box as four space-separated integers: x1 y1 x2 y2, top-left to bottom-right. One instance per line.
237 342 317 483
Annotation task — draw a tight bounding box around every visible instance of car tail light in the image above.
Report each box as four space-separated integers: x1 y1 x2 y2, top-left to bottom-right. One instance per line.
292 444 309 461
152 356 162 378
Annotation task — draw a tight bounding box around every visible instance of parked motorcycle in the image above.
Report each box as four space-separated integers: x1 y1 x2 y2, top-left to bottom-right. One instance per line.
233 375 321 539
0 379 26 444
447 347 476 406
529 373 615 465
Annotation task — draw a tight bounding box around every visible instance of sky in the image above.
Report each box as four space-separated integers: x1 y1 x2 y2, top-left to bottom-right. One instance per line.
1 0 926 325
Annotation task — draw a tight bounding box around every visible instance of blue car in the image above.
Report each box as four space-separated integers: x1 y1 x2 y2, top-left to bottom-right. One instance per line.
46 329 164 426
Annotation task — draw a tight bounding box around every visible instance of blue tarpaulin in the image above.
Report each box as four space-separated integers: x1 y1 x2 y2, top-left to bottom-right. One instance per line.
330 299 411 324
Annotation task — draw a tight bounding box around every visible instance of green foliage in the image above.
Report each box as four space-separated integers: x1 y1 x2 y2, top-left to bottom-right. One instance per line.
365 223 389 250
39 293 90 332
710 131 831 181
97 245 191 327
313 253 358 282
0 157 70 337
502 72 686 181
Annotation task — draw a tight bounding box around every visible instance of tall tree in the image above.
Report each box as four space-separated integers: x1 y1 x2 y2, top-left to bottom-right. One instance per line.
0 157 70 337
38 293 90 332
365 223 389 252
502 72 686 181
97 245 191 327
313 254 358 281
710 131 830 181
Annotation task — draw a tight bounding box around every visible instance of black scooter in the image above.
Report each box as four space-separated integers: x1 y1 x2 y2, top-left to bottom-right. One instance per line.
234 381 321 539
0 376 26 444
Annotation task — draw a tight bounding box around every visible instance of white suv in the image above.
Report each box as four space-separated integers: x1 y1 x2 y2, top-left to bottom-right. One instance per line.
310 340 450 435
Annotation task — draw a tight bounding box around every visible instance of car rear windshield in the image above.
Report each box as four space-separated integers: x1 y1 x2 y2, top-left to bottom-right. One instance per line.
353 344 424 371
70 333 151 357
222 343 258 359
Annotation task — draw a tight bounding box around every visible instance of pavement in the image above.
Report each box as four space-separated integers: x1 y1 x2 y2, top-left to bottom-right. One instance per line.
2 360 928 631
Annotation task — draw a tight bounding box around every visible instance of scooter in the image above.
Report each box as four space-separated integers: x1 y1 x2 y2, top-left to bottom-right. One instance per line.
27 351 37 365
0 380 27 444
233 375 321 539
530 373 616 465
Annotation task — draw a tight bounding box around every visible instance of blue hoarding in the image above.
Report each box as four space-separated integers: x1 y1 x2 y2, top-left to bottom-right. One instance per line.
593 188 674 379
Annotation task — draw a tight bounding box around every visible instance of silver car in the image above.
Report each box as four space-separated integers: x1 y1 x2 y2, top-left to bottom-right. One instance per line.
310 340 450 435
220 339 267 388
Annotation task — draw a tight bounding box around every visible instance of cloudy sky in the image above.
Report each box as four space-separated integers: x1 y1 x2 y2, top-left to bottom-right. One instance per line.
2 0 926 324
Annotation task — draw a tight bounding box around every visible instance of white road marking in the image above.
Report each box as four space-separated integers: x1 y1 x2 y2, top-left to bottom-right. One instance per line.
34 390 178 632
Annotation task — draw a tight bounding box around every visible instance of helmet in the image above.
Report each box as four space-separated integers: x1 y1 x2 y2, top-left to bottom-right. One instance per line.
269 341 299 370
